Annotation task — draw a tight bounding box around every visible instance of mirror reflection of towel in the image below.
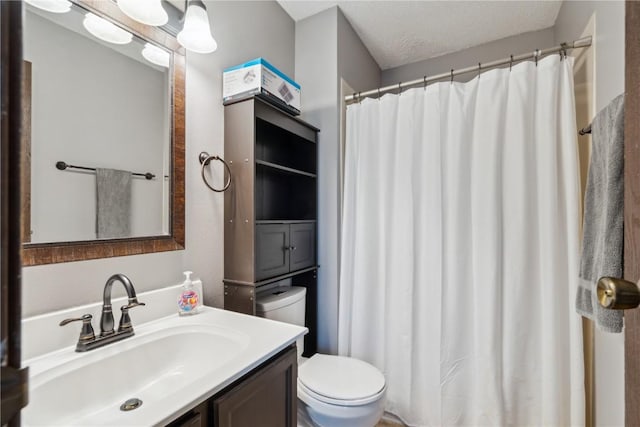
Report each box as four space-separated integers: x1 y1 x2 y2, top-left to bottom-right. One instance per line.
96 168 132 239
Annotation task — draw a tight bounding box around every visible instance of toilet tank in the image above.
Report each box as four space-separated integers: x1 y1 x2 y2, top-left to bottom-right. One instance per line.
256 286 307 358
256 286 306 326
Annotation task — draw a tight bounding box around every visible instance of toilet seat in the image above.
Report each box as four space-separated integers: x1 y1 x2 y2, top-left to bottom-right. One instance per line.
298 354 386 407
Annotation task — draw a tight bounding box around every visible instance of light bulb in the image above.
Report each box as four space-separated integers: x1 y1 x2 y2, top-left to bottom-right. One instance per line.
142 43 171 68
177 0 217 54
25 0 71 13
117 0 168 26
83 13 133 45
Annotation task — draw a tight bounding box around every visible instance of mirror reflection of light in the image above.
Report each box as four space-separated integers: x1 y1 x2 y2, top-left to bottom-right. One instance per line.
83 13 133 45
177 1 217 54
25 0 72 14
117 0 168 27
142 43 170 68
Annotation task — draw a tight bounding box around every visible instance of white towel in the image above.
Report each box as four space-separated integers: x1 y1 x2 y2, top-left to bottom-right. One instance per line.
576 94 624 333
96 168 132 239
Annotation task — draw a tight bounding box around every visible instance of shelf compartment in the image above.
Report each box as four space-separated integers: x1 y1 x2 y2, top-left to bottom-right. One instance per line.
256 167 316 221
256 160 317 178
256 118 317 174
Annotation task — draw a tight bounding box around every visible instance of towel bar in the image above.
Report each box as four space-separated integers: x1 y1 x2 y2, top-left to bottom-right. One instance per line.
56 161 155 180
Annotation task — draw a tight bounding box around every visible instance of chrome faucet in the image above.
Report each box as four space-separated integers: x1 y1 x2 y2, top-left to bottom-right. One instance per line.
60 274 145 352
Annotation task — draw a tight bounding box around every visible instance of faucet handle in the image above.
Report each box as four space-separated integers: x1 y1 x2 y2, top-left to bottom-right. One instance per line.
118 302 145 333
60 314 95 342
123 301 145 310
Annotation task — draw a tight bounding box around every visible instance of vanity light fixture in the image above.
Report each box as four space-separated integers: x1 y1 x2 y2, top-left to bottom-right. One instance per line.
176 0 217 54
117 0 168 27
142 43 171 68
24 0 72 14
83 12 133 45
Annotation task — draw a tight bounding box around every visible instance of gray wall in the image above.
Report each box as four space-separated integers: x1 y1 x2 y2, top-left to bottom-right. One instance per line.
295 6 380 354
337 11 381 92
555 2 626 426
381 27 555 85
22 1 295 316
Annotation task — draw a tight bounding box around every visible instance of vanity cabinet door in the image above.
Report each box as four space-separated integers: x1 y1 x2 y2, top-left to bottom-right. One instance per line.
289 223 315 271
256 224 290 280
212 346 297 427
166 401 208 427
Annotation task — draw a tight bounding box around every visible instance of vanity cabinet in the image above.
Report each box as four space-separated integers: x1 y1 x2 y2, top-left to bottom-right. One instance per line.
166 345 297 427
223 96 319 355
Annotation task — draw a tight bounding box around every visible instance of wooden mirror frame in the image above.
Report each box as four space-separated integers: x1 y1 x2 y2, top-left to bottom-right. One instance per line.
22 0 185 266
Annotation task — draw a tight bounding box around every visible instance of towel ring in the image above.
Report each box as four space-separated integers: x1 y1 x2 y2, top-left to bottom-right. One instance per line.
199 152 231 192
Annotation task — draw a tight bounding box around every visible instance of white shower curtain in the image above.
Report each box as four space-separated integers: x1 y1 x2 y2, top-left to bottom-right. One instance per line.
339 55 585 426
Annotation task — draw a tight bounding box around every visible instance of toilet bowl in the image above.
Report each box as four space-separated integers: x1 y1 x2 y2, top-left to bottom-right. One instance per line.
297 354 386 427
256 285 387 427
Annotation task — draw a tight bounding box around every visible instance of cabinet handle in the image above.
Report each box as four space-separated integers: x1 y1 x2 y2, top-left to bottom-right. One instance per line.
290 246 297 251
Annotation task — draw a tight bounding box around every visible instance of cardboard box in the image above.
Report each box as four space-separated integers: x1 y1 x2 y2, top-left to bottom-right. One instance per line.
223 58 301 115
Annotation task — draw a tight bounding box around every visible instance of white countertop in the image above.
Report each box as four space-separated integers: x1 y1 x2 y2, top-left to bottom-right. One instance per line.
22 306 307 426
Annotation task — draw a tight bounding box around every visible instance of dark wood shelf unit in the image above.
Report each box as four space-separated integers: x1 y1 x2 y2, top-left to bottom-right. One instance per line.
224 96 319 357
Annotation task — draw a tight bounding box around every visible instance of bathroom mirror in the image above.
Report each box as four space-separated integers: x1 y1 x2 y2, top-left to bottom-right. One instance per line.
22 0 185 266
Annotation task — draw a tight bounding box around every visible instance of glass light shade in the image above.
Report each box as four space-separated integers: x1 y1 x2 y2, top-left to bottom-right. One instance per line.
142 43 171 68
177 2 217 54
25 0 71 13
83 13 133 45
117 0 168 26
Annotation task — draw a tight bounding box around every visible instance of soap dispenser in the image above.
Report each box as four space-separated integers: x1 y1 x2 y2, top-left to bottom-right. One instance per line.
177 271 199 315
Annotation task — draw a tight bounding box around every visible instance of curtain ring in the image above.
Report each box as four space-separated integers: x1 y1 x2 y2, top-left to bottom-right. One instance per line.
358 91 362 103
535 49 540 66
450 69 454 84
560 42 569 61
423 75 427 90
397 82 402 95
477 62 481 79
510 54 513 71
199 152 231 192
377 87 381 100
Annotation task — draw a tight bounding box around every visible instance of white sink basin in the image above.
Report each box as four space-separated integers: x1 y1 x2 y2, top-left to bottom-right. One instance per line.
22 307 306 426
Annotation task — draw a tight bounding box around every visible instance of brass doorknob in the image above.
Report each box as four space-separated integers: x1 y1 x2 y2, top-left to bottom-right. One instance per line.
597 277 640 309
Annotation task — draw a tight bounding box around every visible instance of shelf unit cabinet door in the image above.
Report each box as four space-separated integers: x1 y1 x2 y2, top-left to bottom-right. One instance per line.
289 223 315 272
212 346 297 427
256 224 290 280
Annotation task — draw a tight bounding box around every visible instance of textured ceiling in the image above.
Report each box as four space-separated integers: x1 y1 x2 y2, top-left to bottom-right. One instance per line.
278 1 563 70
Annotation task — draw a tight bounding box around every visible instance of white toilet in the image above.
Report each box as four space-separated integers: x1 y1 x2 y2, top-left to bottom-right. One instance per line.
256 285 386 427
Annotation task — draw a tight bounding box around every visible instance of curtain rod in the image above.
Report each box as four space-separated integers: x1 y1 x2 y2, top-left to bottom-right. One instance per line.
345 36 592 103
